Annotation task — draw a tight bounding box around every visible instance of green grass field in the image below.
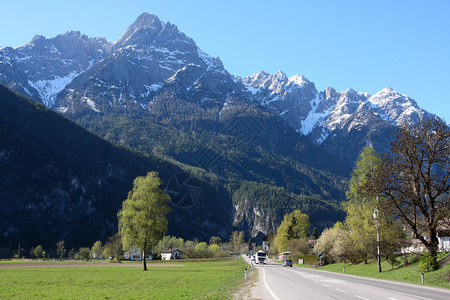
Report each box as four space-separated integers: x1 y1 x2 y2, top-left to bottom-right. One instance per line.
300 258 450 290
0 259 248 299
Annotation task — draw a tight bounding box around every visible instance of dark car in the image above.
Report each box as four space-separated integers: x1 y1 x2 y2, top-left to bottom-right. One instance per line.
283 259 293 267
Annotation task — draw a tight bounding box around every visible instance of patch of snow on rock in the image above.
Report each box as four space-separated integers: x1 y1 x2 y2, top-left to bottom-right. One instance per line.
28 71 79 107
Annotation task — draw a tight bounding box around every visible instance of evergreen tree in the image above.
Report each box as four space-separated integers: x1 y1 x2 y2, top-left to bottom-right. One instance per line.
274 210 310 253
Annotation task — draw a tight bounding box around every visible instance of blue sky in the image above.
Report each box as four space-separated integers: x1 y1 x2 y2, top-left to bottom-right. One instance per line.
1 0 449 122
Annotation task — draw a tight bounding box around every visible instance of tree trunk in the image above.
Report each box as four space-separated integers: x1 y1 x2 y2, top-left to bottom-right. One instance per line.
426 228 439 259
143 250 147 271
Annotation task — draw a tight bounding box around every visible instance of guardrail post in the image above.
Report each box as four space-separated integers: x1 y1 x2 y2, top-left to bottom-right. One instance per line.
421 273 424 285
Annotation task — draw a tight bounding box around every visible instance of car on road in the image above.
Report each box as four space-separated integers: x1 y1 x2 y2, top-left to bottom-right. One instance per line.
283 259 293 267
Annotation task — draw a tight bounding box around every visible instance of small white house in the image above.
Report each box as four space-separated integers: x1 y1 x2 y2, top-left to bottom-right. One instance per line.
401 239 427 254
261 236 271 252
438 227 450 252
124 247 152 261
161 248 183 260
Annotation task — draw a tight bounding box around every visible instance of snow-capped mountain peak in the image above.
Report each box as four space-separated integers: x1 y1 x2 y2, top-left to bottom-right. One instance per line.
115 13 163 46
243 68 435 148
368 87 424 125
288 74 310 86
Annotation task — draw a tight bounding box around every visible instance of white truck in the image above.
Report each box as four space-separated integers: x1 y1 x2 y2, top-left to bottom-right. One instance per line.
256 250 267 264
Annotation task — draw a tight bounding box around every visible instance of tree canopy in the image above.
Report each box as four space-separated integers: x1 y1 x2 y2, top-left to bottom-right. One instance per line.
274 210 310 253
344 147 403 267
118 172 171 270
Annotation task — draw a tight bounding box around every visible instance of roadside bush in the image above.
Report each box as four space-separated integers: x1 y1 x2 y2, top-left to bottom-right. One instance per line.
420 255 438 273
292 253 319 265
302 254 319 265
76 247 91 261
387 254 402 270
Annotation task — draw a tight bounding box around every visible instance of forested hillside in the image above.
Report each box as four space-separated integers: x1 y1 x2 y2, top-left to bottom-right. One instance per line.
0 84 231 252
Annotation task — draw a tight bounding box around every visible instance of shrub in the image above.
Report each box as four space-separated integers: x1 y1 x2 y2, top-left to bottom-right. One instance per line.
387 254 402 269
419 255 438 273
77 247 91 261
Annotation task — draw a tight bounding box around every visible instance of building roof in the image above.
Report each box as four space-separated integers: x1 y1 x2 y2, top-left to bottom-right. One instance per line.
161 248 183 254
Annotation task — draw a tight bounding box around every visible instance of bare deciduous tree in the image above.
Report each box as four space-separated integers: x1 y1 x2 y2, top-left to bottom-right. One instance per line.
380 118 450 262
56 240 65 260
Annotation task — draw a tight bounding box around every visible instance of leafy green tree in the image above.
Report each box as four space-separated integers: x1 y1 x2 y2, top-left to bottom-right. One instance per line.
34 245 43 259
118 172 171 270
195 242 208 252
312 227 319 239
230 231 244 254
41 251 47 260
344 146 394 270
274 210 310 253
208 244 220 254
155 236 184 254
91 241 102 259
102 233 122 260
286 239 310 255
78 247 91 260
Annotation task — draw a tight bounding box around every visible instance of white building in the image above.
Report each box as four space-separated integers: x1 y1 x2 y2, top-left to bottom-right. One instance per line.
401 239 427 254
161 248 183 260
124 247 152 261
438 227 450 252
261 236 271 252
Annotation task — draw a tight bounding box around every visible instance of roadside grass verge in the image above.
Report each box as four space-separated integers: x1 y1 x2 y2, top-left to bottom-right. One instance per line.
0 258 247 299
297 257 450 289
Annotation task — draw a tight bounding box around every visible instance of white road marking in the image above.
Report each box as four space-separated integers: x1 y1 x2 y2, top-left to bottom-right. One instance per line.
336 288 346 293
387 298 399 300
262 268 281 300
313 281 319 283
357 296 370 300
322 283 330 287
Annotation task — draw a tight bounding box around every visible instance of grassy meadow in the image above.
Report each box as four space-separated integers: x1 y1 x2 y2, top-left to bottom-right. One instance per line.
301 256 450 290
0 258 248 299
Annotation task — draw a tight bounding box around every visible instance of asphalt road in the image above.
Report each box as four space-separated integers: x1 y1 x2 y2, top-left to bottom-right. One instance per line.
249 259 450 300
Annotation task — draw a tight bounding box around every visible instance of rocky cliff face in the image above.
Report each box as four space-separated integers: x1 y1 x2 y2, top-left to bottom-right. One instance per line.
0 31 108 107
233 201 275 238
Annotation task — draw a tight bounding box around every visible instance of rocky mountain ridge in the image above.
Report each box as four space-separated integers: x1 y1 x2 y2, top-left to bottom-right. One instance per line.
244 71 432 144
0 13 433 147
